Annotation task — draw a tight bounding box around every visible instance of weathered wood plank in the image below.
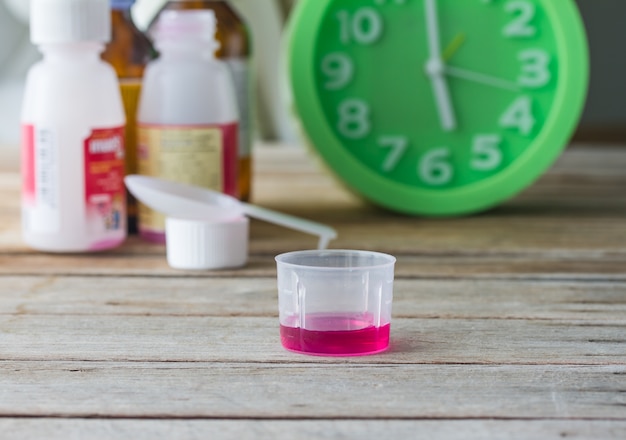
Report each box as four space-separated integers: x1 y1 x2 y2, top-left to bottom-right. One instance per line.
1 419 625 440
1 145 625 432
256 144 626 180
255 146 626 218
1 252 625 278
1 362 624 419
2 146 626 256
1 315 625 365
1 277 625 321
4 213 626 257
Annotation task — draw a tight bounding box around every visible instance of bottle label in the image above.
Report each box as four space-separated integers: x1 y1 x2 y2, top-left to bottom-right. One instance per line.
22 124 60 233
21 125 126 237
137 123 238 233
84 127 126 235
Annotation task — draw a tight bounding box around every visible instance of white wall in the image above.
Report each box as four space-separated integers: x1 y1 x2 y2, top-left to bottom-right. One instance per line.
0 0 296 156
1 0 625 156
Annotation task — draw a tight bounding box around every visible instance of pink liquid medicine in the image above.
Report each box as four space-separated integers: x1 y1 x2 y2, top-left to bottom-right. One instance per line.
280 315 391 356
276 250 396 357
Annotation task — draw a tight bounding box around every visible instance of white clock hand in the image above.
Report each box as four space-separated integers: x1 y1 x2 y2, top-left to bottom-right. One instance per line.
445 65 520 92
426 59 457 131
425 0 443 59
424 0 457 131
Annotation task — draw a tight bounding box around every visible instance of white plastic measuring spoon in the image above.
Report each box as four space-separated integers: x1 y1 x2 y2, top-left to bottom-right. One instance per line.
125 175 338 250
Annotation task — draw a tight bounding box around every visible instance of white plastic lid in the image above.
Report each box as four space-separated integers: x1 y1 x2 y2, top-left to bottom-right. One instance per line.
166 217 249 270
125 175 338 271
31 0 111 44
153 10 220 51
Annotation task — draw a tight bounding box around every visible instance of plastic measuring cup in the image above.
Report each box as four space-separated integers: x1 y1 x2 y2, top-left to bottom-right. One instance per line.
275 250 396 356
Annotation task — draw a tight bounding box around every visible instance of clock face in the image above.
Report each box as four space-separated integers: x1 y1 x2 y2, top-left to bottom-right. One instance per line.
287 0 588 215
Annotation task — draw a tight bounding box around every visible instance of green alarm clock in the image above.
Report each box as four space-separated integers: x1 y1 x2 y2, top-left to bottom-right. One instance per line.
286 0 589 215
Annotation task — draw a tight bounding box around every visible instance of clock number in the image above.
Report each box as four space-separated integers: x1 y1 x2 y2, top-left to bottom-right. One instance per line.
378 136 408 172
471 135 503 171
336 8 384 45
518 49 551 88
500 96 535 136
338 99 371 139
503 1 537 38
420 148 453 186
321 53 354 90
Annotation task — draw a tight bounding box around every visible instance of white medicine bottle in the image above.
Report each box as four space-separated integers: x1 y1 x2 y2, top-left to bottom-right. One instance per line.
21 0 127 252
137 10 239 244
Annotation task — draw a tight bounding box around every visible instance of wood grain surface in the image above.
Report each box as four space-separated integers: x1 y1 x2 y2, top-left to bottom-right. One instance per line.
1 145 625 439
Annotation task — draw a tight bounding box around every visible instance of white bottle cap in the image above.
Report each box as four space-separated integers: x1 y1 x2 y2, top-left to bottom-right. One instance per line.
125 175 338 271
153 10 220 51
31 0 111 44
166 217 249 270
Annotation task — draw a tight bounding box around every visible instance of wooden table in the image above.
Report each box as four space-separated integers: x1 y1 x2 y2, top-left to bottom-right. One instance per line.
1 144 625 439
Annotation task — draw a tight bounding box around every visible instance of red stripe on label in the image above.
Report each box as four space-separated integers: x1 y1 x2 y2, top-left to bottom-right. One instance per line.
21 124 35 203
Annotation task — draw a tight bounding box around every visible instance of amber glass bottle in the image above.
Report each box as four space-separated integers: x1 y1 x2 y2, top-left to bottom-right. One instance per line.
102 0 155 233
151 0 253 202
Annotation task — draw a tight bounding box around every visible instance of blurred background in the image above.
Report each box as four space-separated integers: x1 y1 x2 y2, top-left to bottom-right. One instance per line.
0 0 624 171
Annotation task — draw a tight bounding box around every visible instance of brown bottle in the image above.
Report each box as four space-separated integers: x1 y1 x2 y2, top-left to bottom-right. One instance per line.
102 0 155 234
150 0 253 202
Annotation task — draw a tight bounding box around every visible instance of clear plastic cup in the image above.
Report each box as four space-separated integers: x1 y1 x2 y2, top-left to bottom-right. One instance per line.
275 250 396 356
